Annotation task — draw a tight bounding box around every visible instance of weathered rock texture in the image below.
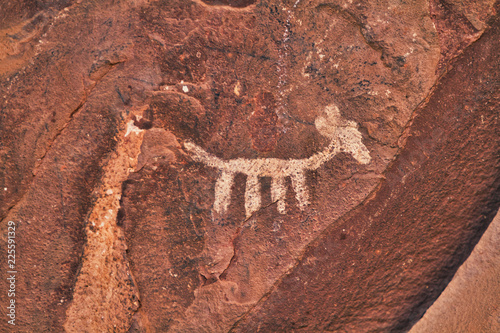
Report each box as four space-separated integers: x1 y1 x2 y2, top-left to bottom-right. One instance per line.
0 0 498 332
410 208 500 333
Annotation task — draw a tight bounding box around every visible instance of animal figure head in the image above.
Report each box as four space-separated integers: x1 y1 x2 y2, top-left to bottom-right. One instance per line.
315 104 371 165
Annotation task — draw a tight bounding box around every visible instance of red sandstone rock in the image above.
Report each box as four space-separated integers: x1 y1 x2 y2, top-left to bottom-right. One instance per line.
410 209 500 333
229 9 500 331
0 0 497 332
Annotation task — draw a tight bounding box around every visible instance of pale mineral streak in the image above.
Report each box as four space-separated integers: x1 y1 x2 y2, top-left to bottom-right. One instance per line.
64 119 145 332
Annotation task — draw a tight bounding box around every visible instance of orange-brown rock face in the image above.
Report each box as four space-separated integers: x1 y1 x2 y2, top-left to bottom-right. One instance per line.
0 0 498 332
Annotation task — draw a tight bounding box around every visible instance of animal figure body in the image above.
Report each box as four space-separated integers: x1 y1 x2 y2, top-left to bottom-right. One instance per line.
184 104 371 217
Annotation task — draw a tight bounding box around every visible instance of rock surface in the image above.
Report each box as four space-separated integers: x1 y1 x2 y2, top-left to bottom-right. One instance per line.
0 0 498 332
410 208 500 333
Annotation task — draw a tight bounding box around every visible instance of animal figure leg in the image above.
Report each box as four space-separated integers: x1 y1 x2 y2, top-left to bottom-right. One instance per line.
213 170 235 214
271 176 286 214
290 171 309 210
245 175 261 218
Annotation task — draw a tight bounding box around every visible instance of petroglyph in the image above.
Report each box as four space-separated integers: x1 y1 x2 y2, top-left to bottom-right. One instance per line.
184 104 371 217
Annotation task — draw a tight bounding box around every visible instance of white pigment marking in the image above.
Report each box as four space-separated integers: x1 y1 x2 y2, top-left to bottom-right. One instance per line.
213 170 235 213
271 176 286 214
185 104 371 217
245 175 261 217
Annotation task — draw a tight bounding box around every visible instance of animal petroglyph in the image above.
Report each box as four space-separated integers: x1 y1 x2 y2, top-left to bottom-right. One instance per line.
184 104 371 218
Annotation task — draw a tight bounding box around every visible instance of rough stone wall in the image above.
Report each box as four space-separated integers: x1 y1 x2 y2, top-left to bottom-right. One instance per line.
410 208 500 333
0 0 498 332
